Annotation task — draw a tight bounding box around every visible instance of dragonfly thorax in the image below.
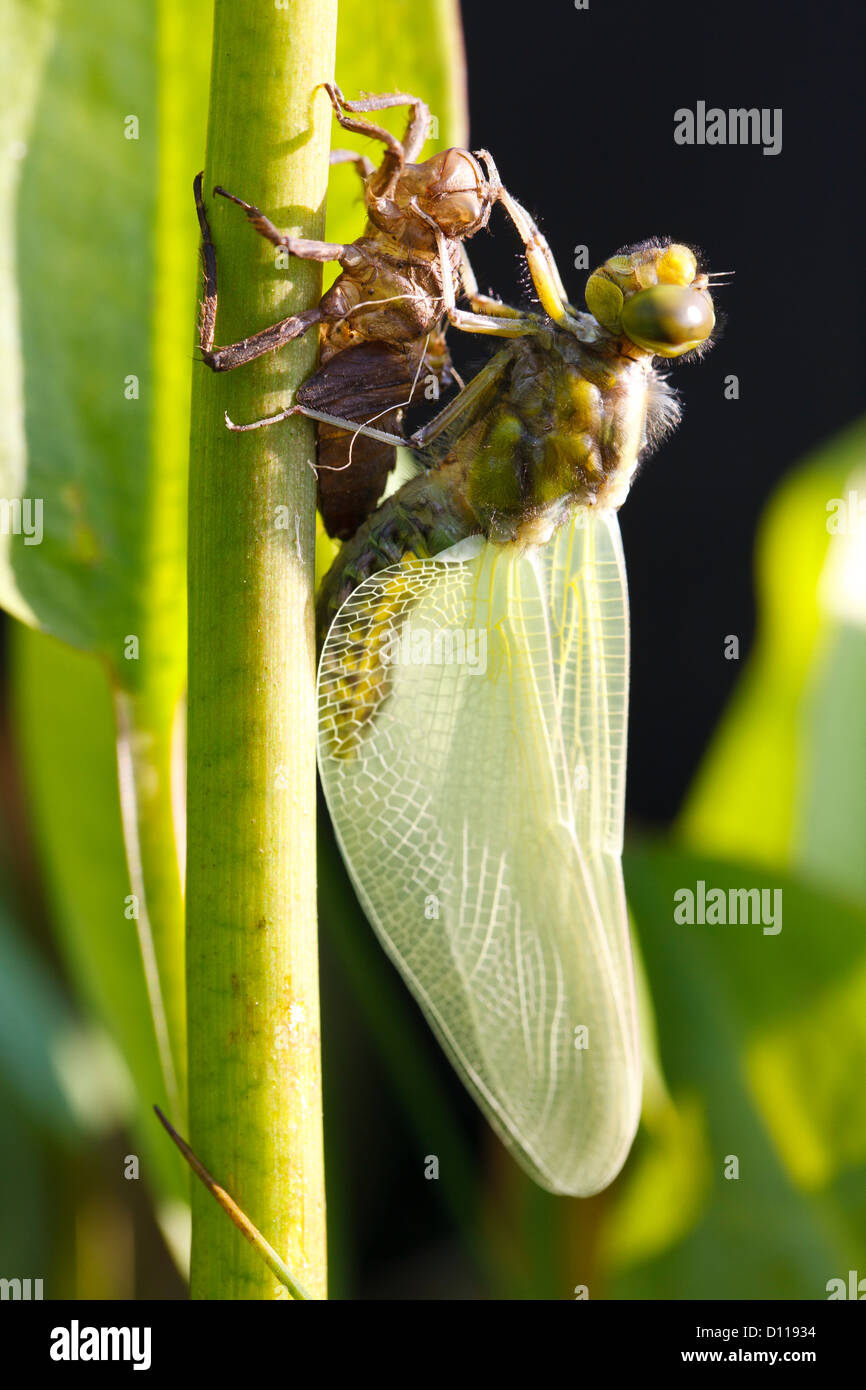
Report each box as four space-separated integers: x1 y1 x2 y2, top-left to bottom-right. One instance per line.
455 330 672 536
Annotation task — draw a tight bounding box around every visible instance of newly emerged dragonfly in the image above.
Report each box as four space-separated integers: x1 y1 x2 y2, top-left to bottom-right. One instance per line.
312 214 717 1195
196 83 506 539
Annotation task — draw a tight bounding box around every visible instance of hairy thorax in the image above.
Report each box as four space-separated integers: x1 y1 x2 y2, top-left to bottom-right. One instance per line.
454 330 667 540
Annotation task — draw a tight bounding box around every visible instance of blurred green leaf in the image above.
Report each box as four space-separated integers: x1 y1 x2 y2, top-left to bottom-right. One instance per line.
0 886 130 1141
679 417 866 871
796 624 866 901
12 622 186 1205
0 0 58 629
794 464 866 901
2 0 205 679
3 0 214 1158
0 1099 50 1279
602 841 866 1297
638 422 866 1296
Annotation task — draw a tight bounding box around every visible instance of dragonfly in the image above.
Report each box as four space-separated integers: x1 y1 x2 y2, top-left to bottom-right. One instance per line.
195 83 509 539
311 201 717 1197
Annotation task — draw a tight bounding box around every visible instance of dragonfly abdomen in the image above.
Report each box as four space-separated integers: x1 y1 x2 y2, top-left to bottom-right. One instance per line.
315 466 476 643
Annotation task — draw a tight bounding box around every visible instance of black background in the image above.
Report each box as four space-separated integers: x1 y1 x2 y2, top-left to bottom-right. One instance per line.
457 0 865 823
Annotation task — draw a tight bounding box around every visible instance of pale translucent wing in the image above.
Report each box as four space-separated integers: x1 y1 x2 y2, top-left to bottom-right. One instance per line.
317 511 641 1195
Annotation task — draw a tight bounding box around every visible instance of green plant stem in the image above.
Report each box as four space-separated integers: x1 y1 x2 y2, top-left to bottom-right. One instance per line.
186 0 335 1300
154 1107 313 1299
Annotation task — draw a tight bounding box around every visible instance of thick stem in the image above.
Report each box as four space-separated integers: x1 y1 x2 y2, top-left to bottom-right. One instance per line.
186 0 335 1299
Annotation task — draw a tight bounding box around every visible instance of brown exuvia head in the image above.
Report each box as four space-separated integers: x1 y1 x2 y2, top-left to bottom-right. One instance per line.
368 147 499 244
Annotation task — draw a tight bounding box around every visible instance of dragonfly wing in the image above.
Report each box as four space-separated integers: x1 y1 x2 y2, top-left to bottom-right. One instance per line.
317 510 641 1195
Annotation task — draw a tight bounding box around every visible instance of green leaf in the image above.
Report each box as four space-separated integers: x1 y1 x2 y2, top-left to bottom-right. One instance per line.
678 417 866 871
0 0 58 629
2 0 206 673
0 1099 50 1278
794 497 866 902
12 621 187 1207
602 841 866 1297
0 886 130 1142
4 0 214 1139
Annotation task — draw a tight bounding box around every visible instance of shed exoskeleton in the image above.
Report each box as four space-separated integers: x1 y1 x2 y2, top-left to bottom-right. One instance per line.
196 83 512 538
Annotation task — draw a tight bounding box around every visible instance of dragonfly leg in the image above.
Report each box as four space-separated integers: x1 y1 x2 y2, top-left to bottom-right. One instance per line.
226 403 408 445
329 148 375 182
462 150 549 318
194 174 343 373
325 83 430 164
493 183 583 329
226 347 514 450
458 245 529 320
446 306 540 337
213 184 357 264
195 171 219 356
428 219 542 338
201 308 325 373
408 349 513 449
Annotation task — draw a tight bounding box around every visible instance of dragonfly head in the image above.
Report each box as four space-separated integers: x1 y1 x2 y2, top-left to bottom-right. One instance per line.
584 241 715 358
391 149 497 240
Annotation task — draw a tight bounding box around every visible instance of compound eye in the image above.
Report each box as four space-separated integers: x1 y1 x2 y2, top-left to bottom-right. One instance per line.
585 273 624 331
620 285 715 356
